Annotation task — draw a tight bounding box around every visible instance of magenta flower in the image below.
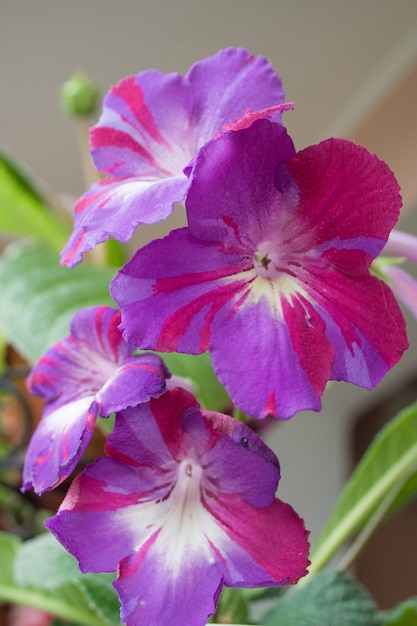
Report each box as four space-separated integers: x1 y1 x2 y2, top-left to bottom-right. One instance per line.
377 230 417 319
111 120 408 419
61 47 287 266
23 306 169 494
46 388 309 626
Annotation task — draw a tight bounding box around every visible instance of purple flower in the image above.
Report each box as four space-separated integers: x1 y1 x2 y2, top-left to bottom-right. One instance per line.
111 120 408 420
23 306 169 494
61 47 288 267
46 388 309 626
377 230 417 319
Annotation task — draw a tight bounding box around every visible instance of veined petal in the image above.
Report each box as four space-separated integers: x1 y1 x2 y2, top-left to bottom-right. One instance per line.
113 120 407 418
62 47 286 266
22 396 96 494
186 119 297 245
305 253 407 385
383 229 417 263
210 289 332 419
286 138 402 255
60 174 189 267
111 228 253 354
47 389 309 626
204 495 309 587
379 263 417 320
24 306 169 492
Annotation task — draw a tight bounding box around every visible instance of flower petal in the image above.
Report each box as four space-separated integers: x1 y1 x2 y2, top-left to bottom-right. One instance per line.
285 138 402 257
383 229 417 263
24 306 169 492
204 494 309 587
46 389 309 626
62 47 286 266
22 396 96 494
111 228 253 354
379 263 417 320
60 175 189 266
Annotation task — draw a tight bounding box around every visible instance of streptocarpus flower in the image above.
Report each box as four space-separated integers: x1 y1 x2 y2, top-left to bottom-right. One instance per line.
23 305 169 494
46 388 309 626
61 47 288 266
375 229 417 319
111 120 408 419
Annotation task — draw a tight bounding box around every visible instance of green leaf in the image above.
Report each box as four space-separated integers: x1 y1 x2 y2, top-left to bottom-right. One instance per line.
379 599 417 625
211 587 249 624
260 571 378 626
0 243 115 363
0 149 68 249
161 351 230 411
0 531 21 589
310 402 417 574
14 533 119 625
15 533 82 588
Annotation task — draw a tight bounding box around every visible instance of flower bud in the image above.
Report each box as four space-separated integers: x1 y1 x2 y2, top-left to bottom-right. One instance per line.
60 72 100 117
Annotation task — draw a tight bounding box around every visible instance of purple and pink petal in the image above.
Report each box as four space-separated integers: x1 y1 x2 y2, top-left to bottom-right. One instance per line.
61 47 287 266
111 120 407 419
46 388 309 626
23 306 169 493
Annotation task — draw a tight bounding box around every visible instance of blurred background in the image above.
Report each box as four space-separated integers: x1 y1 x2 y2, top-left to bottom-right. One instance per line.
1 0 417 609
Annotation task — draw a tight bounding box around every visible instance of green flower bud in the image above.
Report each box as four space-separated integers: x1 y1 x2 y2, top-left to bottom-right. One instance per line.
60 72 100 117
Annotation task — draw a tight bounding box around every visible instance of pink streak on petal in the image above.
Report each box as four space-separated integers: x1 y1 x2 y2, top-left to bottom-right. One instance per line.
120 528 162 578
149 389 201 459
60 231 84 266
265 392 277 418
155 278 250 352
218 101 295 135
282 294 333 396
112 75 169 148
207 495 309 585
91 127 168 173
153 260 249 294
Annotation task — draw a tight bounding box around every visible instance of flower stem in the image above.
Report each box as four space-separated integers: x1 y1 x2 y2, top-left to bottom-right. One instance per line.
336 467 415 572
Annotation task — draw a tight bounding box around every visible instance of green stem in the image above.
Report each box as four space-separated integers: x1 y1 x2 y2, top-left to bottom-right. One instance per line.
336 468 415 572
308 442 417 576
0 584 104 626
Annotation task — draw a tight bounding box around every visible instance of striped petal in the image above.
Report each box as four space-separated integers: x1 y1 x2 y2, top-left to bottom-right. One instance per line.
23 306 169 493
46 389 309 626
112 120 407 419
61 47 286 266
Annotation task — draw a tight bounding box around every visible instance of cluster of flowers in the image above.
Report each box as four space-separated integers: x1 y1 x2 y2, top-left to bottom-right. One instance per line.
23 48 409 626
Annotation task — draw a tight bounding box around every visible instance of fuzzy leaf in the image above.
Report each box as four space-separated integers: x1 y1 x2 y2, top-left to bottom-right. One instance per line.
0 243 115 363
15 533 119 625
260 571 378 626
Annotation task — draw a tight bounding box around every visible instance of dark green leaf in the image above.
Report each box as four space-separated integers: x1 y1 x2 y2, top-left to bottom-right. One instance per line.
260 571 378 626
0 244 115 363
